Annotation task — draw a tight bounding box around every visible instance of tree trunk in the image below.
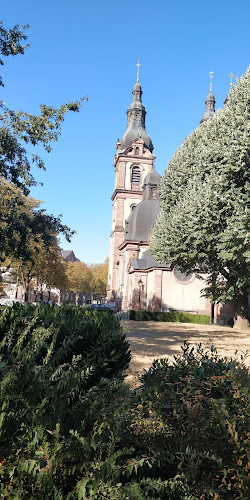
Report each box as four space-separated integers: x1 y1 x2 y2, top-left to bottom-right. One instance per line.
210 302 215 324
234 291 249 330
24 285 29 303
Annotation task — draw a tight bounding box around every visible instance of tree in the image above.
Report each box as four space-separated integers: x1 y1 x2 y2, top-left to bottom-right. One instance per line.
0 179 74 265
151 67 250 329
0 21 29 87
0 21 87 265
64 259 108 304
0 22 87 193
10 232 68 302
90 258 109 298
65 261 93 304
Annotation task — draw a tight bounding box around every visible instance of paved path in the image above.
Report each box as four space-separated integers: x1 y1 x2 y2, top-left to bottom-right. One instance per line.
121 320 250 386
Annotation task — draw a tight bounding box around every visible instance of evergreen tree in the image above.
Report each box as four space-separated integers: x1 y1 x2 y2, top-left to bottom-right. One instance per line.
151 67 250 329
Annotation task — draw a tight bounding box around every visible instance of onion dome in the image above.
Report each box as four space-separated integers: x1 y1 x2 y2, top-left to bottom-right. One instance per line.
120 81 153 151
200 91 216 124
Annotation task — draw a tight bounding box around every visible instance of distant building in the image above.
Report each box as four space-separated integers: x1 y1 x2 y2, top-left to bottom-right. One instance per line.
59 250 79 262
1 249 79 304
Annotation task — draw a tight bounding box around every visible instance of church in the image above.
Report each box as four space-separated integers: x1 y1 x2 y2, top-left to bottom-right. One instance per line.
107 68 233 322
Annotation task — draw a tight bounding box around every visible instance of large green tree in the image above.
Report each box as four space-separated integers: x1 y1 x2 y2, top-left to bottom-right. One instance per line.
151 67 250 329
0 179 74 264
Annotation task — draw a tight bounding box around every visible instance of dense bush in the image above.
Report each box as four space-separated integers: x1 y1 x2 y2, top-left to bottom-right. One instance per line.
0 303 130 443
131 344 250 499
0 305 249 499
128 309 210 324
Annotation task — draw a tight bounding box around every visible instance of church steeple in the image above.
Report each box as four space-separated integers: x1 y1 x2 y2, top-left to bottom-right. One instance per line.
200 72 216 124
120 61 153 151
224 72 235 106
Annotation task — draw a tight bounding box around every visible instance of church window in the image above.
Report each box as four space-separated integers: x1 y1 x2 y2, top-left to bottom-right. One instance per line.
174 266 194 284
151 187 157 199
131 166 140 184
130 204 136 212
135 147 139 155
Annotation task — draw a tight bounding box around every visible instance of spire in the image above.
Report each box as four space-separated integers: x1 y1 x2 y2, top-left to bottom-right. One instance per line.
228 72 235 89
224 72 235 106
136 58 141 83
209 71 214 93
120 62 153 152
200 72 216 124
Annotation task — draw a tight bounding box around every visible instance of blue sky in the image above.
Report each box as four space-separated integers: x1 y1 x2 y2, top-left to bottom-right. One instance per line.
1 0 250 263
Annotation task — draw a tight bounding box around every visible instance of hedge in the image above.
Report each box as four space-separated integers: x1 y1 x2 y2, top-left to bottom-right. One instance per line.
128 309 210 324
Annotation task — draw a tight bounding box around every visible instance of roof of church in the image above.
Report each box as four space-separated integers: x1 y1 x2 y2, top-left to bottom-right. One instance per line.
120 80 153 152
124 170 161 242
130 249 171 271
125 199 160 241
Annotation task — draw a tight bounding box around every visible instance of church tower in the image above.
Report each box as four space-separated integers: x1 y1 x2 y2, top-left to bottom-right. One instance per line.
107 64 156 303
200 72 216 124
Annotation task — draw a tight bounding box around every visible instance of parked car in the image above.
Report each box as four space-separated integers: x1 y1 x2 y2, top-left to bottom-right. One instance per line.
105 302 119 313
90 303 113 312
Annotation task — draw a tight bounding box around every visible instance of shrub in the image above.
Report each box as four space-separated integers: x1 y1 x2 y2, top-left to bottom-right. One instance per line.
129 344 250 499
128 309 210 324
0 303 130 442
0 305 249 499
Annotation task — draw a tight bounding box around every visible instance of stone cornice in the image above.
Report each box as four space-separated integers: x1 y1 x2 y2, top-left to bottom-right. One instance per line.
118 240 148 251
110 226 124 237
128 266 172 275
111 189 143 201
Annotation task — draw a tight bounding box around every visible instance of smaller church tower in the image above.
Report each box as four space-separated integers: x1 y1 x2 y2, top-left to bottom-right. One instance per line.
107 63 156 303
200 72 216 124
224 72 235 106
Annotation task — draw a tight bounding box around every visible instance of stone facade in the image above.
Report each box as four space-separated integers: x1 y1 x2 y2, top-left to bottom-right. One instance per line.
107 136 155 302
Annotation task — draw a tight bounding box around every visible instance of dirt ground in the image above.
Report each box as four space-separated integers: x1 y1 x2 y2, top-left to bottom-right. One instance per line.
121 320 250 387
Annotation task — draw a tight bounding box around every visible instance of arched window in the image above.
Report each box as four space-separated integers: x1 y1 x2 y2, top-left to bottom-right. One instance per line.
131 166 140 184
151 187 157 199
130 204 137 212
135 147 139 155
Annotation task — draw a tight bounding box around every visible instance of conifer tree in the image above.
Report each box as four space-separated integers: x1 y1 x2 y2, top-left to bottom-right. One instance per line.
151 67 250 329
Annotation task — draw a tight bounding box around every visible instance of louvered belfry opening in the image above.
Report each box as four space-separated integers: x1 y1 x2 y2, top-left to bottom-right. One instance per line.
131 166 140 187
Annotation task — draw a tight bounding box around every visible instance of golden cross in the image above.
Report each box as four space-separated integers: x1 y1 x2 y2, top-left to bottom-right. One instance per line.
209 71 214 92
136 58 141 82
228 72 235 87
